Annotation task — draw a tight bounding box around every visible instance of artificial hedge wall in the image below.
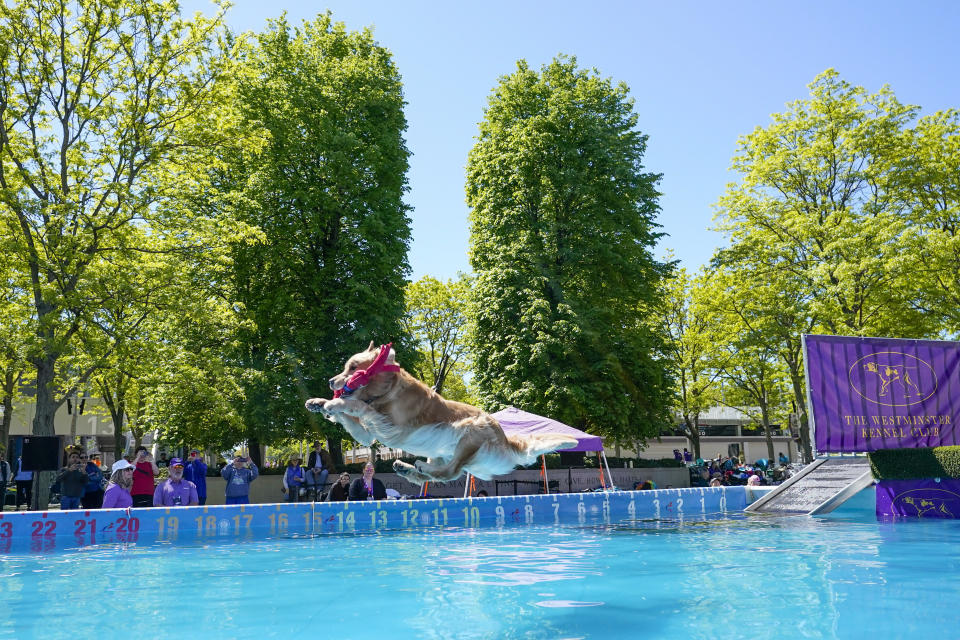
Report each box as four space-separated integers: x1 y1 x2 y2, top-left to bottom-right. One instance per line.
867 445 960 479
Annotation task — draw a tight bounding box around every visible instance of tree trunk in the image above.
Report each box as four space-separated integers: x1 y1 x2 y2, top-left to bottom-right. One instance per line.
788 370 814 462
683 414 701 460
327 436 343 467
69 391 79 442
1 368 17 454
798 414 813 463
761 403 775 462
0 393 11 454
248 437 263 468
112 400 127 461
31 356 60 510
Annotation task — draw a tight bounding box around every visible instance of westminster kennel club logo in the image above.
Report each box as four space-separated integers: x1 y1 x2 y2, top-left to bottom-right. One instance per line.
848 351 937 407
893 489 960 519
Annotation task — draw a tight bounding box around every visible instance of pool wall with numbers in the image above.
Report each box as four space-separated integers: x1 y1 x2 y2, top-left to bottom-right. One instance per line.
0 486 760 553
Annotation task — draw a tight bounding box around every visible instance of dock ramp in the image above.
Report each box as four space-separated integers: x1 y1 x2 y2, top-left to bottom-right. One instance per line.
745 457 874 515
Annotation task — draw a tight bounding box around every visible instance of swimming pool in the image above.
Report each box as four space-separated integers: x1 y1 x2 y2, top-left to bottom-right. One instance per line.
1 488 957 638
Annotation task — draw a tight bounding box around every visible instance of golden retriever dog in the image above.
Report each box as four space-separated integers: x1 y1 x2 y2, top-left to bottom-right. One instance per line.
305 342 578 485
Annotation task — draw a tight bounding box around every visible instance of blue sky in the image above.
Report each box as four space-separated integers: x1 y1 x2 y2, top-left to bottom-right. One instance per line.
184 0 960 281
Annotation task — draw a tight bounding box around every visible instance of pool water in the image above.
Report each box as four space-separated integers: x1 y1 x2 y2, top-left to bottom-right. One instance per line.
1 505 959 638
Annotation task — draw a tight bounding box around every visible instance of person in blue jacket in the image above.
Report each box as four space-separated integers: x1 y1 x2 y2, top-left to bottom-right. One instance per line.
221 455 258 505
183 449 208 505
81 453 105 509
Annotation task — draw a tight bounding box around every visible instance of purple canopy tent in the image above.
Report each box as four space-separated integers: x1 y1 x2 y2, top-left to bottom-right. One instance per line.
462 407 614 496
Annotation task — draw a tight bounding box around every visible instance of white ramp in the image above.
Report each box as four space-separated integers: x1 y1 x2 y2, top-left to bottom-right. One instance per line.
745 457 874 515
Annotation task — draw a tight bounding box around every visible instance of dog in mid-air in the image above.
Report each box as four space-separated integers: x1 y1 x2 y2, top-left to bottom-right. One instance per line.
305 342 578 485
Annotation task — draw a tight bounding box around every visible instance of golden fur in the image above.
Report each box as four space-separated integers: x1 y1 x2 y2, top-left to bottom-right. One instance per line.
305 342 577 484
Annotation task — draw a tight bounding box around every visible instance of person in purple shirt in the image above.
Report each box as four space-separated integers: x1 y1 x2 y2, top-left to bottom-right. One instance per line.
102 459 135 509
153 458 199 507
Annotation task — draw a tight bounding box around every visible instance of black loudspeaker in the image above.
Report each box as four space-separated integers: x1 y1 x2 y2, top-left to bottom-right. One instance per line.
21 436 64 471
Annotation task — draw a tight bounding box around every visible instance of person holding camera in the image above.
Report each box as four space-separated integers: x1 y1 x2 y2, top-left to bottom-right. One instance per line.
221 454 258 505
153 458 199 507
81 452 105 509
182 449 208 505
57 450 89 510
131 446 159 508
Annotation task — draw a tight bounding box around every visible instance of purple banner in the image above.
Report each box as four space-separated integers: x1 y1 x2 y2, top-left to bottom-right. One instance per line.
876 479 960 519
804 335 960 453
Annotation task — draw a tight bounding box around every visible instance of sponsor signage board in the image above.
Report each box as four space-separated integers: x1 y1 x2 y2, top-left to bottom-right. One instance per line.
876 479 960 519
804 334 960 453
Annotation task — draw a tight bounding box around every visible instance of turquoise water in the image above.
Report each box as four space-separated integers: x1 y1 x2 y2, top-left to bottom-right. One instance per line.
2 503 959 638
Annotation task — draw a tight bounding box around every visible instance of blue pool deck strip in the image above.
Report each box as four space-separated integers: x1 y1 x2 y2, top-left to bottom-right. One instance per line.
0 486 758 552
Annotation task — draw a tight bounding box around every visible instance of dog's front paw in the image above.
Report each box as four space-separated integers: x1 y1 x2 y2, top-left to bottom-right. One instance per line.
305 398 333 415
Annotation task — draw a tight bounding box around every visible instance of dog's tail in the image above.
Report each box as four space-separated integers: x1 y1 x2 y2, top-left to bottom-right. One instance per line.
506 433 579 464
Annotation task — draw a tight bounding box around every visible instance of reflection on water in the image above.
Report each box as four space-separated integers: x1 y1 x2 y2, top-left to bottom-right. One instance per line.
1 515 960 638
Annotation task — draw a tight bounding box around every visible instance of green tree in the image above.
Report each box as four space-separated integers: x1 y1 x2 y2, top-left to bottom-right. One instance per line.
466 56 672 444
0 0 230 505
224 14 413 464
0 251 32 450
900 110 960 332
715 69 933 339
658 265 722 459
703 266 793 462
403 274 471 396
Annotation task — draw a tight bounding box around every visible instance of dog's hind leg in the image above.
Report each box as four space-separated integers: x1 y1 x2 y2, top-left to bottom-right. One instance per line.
411 440 482 483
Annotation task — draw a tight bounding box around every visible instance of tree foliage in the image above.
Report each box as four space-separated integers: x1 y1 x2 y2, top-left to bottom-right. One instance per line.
900 110 960 332
402 274 472 398
0 0 231 433
712 69 960 460
217 13 413 460
715 69 933 338
466 56 672 444
657 264 721 459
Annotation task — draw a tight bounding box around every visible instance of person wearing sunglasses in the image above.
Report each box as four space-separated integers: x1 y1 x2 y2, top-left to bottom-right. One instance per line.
348 463 386 501
81 452 105 509
103 459 136 509
153 458 199 507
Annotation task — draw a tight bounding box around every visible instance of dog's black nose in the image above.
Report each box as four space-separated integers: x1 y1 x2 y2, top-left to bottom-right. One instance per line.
328 377 337 390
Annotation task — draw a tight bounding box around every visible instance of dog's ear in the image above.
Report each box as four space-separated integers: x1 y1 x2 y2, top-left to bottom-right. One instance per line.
386 347 397 366
367 340 376 352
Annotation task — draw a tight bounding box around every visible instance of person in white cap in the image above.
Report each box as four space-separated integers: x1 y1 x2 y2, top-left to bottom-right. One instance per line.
103 459 136 509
